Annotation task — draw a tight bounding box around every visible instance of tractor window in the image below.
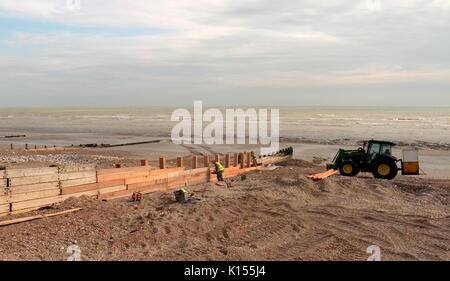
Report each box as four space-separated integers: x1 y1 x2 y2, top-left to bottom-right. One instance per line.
380 144 392 155
368 143 380 156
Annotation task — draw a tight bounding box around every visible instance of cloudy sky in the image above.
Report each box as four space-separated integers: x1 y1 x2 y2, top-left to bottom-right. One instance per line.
0 0 449 107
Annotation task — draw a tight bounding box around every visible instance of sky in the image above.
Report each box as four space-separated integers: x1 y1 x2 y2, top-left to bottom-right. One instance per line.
0 0 449 107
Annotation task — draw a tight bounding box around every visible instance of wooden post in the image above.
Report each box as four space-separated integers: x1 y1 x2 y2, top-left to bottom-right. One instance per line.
159 157 167 169
225 153 230 168
10 144 13 150
192 156 198 169
215 154 220 163
204 155 210 168
240 152 245 168
177 156 184 168
25 144 28 150
140 160 148 166
246 151 251 168
234 152 238 167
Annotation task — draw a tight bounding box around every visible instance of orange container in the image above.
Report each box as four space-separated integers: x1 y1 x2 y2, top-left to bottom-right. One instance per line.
402 149 419 175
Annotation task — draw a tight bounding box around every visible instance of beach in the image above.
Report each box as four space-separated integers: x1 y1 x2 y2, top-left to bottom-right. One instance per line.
0 107 449 261
1 158 449 261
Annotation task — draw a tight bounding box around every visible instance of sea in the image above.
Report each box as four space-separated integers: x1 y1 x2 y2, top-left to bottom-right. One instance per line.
0 107 449 148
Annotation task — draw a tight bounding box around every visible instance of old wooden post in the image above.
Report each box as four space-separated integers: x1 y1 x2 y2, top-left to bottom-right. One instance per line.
225 153 230 168
246 151 251 168
10 143 13 150
159 157 167 169
25 144 28 150
140 160 149 166
234 152 238 166
177 156 184 168
192 156 198 169
240 152 245 169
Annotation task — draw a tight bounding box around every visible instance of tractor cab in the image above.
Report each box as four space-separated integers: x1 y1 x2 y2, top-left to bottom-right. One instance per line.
365 140 396 160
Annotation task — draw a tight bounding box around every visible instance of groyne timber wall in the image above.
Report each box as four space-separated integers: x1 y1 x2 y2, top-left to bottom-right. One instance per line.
0 150 291 216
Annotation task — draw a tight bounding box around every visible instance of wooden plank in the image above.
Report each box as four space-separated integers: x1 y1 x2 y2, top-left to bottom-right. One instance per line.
98 167 184 183
97 171 150 182
98 185 126 195
6 167 58 178
0 179 6 188
10 188 61 203
0 195 10 205
168 175 186 188
58 171 96 181
60 176 97 188
9 182 59 195
58 164 96 173
0 187 8 196
99 190 133 201
0 170 6 179
148 167 184 177
11 196 64 212
0 208 82 227
61 189 98 200
97 166 152 176
0 203 10 215
8 174 59 186
61 179 125 195
124 176 152 185
127 179 168 192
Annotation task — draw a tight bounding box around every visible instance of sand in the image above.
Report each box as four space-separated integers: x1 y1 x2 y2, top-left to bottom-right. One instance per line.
0 158 449 261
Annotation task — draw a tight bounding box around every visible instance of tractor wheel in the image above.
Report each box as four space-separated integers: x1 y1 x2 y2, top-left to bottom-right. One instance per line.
339 160 360 177
371 158 398 180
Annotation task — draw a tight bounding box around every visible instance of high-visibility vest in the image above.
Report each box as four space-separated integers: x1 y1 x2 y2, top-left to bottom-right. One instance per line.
180 188 191 194
215 162 225 172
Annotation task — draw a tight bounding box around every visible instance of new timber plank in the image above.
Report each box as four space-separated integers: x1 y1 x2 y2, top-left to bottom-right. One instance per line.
127 179 168 192
61 190 99 200
98 185 126 195
0 208 82 227
9 182 59 195
60 177 97 188
99 190 133 201
5 167 58 178
10 188 61 203
11 196 65 212
8 174 59 186
97 171 150 182
58 164 96 173
61 179 125 195
0 203 10 215
0 195 10 205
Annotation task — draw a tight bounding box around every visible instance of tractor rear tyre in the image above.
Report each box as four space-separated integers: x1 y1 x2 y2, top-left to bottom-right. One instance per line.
371 158 398 180
339 160 360 177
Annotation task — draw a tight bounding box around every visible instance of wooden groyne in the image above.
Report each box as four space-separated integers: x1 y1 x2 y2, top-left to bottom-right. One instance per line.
0 148 292 216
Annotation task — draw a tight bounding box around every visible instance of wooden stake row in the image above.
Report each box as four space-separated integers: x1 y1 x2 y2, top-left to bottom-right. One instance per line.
151 151 257 170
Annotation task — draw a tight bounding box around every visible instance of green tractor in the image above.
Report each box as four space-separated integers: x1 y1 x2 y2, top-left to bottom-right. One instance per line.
326 140 402 180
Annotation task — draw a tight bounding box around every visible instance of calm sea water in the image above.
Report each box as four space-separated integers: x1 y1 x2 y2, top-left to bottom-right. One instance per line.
0 107 449 146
